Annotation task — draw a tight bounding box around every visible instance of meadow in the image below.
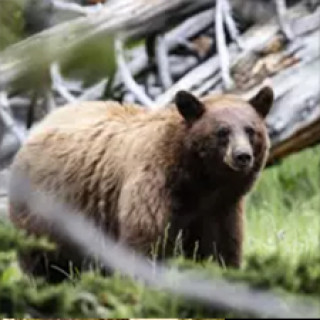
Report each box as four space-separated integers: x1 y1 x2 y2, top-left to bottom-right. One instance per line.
0 144 319 317
246 145 320 262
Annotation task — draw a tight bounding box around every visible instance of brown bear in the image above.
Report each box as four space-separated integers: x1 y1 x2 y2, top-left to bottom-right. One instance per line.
9 87 273 282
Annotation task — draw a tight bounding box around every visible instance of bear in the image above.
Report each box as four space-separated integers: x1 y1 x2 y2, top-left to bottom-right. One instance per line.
9 87 273 282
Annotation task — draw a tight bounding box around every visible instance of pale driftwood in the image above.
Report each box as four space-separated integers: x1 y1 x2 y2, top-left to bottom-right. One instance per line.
0 133 20 170
0 92 26 169
78 79 108 101
267 58 320 163
216 0 233 90
0 169 9 197
155 35 173 90
52 0 104 16
268 117 320 165
0 0 214 92
0 92 25 145
50 63 77 103
155 4 320 106
1 0 317 94
222 0 244 50
115 38 155 107
275 0 295 41
112 8 215 91
1 1 320 169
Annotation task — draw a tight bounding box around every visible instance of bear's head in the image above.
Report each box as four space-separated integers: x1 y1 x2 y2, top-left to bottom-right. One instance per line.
174 87 273 181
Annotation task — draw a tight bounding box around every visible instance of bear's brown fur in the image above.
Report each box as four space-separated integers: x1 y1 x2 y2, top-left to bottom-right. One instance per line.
9 87 273 281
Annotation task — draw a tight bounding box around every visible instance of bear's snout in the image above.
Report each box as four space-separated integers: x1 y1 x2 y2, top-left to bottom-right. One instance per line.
223 133 254 172
232 149 253 170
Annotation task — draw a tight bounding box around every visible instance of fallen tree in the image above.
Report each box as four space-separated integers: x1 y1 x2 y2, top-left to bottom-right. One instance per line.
0 0 319 168
0 0 215 91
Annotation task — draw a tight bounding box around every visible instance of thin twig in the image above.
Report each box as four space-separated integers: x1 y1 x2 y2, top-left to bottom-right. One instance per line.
115 38 155 108
155 35 173 90
78 79 108 101
50 63 77 104
44 89 57 113
0 92 25 144
52 0 104 16
274 0 295 41
27 91 38 129
222 0 244 50
215 0 233 90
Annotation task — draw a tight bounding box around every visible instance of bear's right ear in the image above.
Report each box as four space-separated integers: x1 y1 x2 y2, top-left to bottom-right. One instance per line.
249 86 274 119
175 91 205 124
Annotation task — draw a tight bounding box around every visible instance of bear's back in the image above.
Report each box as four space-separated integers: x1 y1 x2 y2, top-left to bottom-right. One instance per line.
10 101 179 229
29 101 145 135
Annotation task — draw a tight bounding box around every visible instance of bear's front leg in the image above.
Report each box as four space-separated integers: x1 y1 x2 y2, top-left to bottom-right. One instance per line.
198 200 245 268
117 170 170 256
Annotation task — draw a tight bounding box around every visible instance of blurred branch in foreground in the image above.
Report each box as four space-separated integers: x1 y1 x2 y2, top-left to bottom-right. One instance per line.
8 168 320 319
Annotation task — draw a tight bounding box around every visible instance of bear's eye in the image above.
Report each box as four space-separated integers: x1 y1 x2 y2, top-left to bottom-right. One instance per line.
245 126 255 138
216 127 230 141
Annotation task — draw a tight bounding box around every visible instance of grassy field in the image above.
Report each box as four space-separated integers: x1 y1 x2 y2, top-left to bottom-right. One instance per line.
0 145 319 317
245 145 320 262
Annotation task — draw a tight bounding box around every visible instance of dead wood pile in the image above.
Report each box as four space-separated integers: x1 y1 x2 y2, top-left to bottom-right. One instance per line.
0 0 319 170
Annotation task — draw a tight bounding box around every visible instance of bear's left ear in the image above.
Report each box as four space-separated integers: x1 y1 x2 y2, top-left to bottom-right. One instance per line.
249 86 274 118
175 91 205 124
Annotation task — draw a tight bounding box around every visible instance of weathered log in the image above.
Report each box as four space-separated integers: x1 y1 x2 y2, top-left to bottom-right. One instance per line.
111 8 215 97
1 0 309 93
1 1 320 169
268 117 320 165
0 0 214 92
266 57 320 164
155 4 320 104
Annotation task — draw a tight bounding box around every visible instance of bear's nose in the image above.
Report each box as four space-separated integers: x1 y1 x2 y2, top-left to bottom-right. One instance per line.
234 151 253 168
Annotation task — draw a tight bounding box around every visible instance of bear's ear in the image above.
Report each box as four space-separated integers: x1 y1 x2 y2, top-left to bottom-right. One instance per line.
175 91 205 124
249 86 274 118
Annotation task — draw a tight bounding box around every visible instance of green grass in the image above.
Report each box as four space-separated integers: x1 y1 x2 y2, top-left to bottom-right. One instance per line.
0 145 320 317
246 146 320 261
